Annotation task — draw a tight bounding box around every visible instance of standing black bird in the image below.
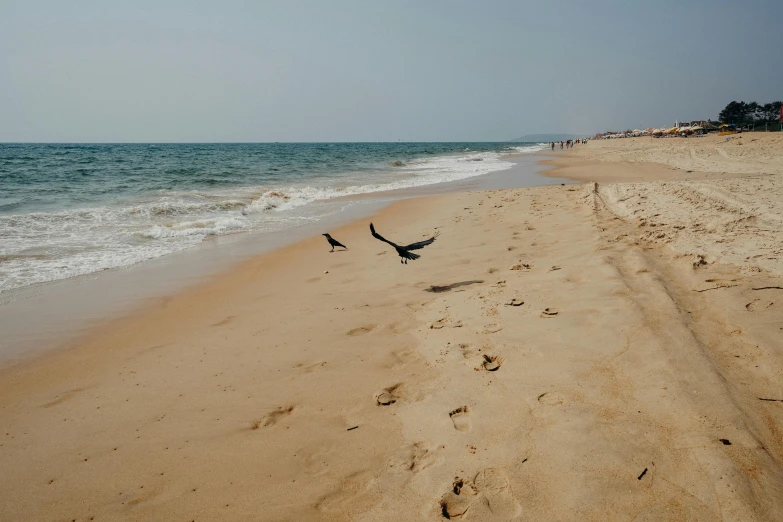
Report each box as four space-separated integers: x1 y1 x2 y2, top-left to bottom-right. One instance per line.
369 222 439 264
322 233 347 252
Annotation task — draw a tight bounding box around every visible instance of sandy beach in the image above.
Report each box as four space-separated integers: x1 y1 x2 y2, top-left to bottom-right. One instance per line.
2 136 783 521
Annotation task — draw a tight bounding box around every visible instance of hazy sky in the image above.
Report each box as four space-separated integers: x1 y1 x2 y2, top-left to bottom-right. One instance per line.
2 1 782 142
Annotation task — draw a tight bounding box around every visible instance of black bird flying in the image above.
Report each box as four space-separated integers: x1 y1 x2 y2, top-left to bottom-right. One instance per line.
369 222 438 264
322 233 347 252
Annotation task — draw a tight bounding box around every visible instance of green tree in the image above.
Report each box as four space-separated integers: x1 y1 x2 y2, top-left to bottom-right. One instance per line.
772 101 783 122
719 100 783 125
761 103 775 122
746 102 760 122
719 101 744 124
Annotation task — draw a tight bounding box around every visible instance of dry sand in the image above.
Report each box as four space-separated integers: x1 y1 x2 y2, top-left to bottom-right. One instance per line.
542 133 783 183
1 135 783 521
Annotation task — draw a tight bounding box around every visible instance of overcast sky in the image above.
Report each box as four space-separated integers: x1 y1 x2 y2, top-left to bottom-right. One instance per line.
2 0 782 142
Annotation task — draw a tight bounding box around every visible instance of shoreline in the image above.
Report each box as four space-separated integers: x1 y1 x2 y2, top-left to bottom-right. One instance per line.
0 152 562 366
2 137 782 520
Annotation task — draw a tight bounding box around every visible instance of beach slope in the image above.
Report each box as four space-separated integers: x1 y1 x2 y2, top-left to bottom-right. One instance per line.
1 139 783 520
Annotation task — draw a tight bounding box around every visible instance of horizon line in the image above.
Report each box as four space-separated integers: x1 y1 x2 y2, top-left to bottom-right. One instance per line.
0 139 583 145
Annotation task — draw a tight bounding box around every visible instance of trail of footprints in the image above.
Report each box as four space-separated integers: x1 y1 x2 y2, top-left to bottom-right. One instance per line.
254 204 565 518
424 217 564 517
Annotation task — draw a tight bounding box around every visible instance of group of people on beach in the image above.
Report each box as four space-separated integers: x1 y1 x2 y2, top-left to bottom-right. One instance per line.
550 139 587 151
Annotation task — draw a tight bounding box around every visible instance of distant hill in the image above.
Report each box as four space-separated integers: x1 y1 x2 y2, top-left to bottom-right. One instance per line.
509 134 584 143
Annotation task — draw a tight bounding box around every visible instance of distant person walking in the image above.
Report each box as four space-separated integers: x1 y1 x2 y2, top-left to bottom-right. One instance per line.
551 142 555 151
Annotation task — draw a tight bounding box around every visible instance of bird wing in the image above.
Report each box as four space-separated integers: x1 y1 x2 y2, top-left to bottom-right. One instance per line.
369 223 398 248
403 232 439 251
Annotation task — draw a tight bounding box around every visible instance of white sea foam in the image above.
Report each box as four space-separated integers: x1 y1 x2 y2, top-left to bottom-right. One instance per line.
0 144 547 293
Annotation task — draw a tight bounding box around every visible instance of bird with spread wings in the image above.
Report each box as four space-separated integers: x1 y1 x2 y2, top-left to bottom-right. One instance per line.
370 222 439 264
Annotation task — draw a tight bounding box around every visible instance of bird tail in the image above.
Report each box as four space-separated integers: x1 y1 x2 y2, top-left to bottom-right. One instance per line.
401 250 420 261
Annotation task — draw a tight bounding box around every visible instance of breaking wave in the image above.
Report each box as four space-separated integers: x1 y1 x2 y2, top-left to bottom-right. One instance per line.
0 143 547 292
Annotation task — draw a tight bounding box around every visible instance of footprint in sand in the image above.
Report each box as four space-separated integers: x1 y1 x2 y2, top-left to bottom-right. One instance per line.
406 300 433 311
449 406 472 431
431 318 463 329
505 298 524 307
537 392 564 406
746 300 773 312
510 263 532 271
389 442 441 473
376 383 403 406
251 406 295 429
316 470 379 514
481 354 504 372
347 325 376 336
386 348 421 369
441 478 477 517
548 266 561 272
540 307 559 318
440 469 521 519
376 383 420 405
376 392 396 406
459 343 478 358
483 324 502 334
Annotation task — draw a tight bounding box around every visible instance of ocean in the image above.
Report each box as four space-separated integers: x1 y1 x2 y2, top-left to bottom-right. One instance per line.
0 142 545 294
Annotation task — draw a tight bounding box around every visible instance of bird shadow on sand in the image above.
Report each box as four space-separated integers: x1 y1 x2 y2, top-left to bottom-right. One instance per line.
425 280 484 293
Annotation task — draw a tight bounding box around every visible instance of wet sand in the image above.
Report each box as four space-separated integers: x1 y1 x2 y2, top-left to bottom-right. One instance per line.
1 137 782 520
0 154 564 364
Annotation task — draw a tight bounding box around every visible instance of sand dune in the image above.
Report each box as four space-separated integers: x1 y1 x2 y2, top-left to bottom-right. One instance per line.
1 138 783 520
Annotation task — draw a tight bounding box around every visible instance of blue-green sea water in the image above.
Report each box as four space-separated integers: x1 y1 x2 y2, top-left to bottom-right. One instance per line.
0 142 544 292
